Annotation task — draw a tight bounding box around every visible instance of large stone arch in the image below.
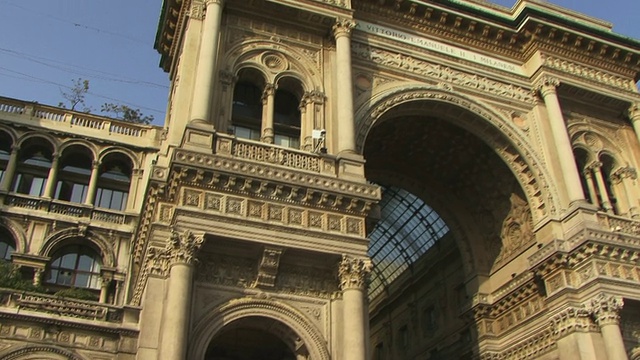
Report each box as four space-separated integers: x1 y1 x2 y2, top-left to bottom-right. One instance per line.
0 345 85 360
355 84 557 224
39 226 117 267
189 297 330 360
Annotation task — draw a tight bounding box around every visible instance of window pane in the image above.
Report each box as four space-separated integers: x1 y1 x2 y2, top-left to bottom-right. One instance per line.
74 273 90 288
77 254 94 271
57 270 73 286
59 252 78 269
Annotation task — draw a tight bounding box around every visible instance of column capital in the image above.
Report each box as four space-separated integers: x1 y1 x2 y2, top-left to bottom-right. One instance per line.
586 161 603 171
262 83 276 100
332 18 356 39
588 293 624 326
629 102 640 121
533 76 561 96
219 70 236 86
166 229 205 266
612 166 637 182
338 255 371 290
550 306 597 338
10 144 20 152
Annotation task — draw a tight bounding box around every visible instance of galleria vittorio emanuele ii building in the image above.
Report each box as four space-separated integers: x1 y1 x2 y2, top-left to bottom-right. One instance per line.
1 0 640 359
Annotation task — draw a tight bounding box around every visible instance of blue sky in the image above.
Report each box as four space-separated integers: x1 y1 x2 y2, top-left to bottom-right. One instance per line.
0 1 638 125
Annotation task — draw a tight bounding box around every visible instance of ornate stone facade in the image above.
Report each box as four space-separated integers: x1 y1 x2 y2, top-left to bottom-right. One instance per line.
1 0 640 359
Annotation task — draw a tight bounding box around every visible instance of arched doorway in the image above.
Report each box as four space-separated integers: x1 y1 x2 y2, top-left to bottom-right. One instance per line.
204 317 304 360
362 96 538 358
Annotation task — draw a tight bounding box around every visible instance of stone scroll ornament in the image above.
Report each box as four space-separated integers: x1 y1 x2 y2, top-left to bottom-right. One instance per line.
338 255 372 290
166 229 205 266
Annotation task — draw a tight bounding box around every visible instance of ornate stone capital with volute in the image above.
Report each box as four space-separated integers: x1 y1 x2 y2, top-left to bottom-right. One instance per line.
338 255 372 290
588 293 624 327
629 102 640 121
586 161 603 171
533 76 561 97
262 83 276 101
165 229 205 266
550 306 596 338
332 18 356 39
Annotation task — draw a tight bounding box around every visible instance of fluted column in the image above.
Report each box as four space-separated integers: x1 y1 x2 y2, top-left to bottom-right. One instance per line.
159 230 205 360
333 19 356 154
0 144 19 191
590 162 614 213
339 255 371 360
535 77 585 205
190 0 225 123
43 153 60 198
628 103 640 146
85 161 100 206
261 83 276 144
589 294 627 360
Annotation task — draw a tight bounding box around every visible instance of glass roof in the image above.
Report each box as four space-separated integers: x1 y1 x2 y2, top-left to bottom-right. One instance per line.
368 185 449 299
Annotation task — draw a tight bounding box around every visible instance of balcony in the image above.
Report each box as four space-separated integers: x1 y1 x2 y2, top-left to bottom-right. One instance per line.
0 96 162 148
0 288 139 327
2 193 138 230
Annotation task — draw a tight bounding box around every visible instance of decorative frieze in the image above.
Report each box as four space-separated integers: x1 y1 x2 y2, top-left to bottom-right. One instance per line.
541 54 637 92
177 187 366 237
550 307 597 338
352 42 535 103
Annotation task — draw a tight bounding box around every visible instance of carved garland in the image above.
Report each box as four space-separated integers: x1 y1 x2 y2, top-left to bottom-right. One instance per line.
351 42 535 104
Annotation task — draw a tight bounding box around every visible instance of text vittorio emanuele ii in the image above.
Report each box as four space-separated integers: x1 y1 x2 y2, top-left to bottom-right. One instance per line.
357 21 524 75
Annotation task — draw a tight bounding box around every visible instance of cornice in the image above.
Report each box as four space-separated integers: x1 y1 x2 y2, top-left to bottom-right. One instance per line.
169 149 380 214
354 1 524 60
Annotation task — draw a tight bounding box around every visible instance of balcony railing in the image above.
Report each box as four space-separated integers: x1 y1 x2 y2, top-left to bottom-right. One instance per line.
3 194 136 227
0 96 161 147
0 288 132 324
597 212 640 236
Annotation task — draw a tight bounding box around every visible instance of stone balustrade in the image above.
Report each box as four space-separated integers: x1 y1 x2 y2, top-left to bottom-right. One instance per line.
0 288 137 324
3 194 136 228
0 96 162 147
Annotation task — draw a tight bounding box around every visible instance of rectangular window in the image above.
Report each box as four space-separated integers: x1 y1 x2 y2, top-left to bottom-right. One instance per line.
96 188 127 211
233 126 260 141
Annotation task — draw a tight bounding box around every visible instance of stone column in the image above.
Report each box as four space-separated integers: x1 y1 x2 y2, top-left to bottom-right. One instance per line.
190 0 225 123
612 167 638 217
590 162 614 213
535 77 585 205
589 294 627 360
332 19 357 154
126 168 143 211
261 83 276 144
299 94 310 151
159 230 205 360
85 161 100 206
43 153 60 198
99 276 112 304
0 145 19 191
339 255 371 360
583 169 598 206
628 103 640 146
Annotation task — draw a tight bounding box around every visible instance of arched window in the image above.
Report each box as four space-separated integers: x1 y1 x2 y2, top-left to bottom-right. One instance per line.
55 146 92 204
0 131 12 185
0 228 16 261
231 69 265 141
95 153 132 211
46 244 102 289
274 78 303 149
13 138 54 197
